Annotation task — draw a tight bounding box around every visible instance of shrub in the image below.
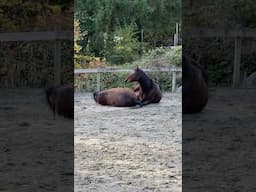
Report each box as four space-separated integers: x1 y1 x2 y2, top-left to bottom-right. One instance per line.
132 46 182 68
106 25 140 65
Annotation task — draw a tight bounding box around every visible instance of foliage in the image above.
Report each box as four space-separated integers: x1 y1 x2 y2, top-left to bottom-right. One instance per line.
121 46 182 68
75 0 181 63
187 0 256 28
0 41 73 87
0 1 73 32
106 25 140 65
0 1 74 87
183 0 256 86
75 55 106 69
142 46 181 67
75 46 182 92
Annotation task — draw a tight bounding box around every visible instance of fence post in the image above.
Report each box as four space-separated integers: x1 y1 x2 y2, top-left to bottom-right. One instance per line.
172 71 176 92
174 23 179 46
141 28 144 56
233 37 242 88
54 39 61 85
96 67 101 91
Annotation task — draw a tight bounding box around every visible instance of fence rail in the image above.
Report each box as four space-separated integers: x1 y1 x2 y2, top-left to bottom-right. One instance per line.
185 27 256 38
0 31 73 42
185 27 256 87
0 31 72 85
75 67 182 92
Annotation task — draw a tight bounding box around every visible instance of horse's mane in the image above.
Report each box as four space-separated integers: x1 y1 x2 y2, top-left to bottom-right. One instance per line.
138 69 154 92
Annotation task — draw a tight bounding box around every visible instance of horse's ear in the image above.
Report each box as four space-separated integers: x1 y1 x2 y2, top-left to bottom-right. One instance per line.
136 65 139 70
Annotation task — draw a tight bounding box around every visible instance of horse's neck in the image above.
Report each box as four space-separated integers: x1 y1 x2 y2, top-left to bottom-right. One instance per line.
138 74 153 92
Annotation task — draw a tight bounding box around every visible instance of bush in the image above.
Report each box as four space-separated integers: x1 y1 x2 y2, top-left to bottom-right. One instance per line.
75 54 105 69
0 41 73 87
75 45 182 92
132 46 182 68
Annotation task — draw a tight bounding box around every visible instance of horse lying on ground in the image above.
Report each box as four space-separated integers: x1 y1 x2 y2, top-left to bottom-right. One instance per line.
45 84 74 119
93 88 142 107
182 55 208 114
125 66 162 105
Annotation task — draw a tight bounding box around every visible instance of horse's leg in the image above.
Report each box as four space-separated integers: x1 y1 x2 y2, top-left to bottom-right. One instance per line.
133 84 141 92
138 93 144 101
141 100 151 106
136 100 143 108
130 100 143 109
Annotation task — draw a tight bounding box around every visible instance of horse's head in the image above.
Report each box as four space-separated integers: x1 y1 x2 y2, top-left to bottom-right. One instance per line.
125 66 143 83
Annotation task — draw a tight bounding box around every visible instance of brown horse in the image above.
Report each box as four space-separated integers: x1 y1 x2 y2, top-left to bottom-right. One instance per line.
125 67 162 105
182 55 208 113
93 88 142 107
45 84 74 119
133 84 143 101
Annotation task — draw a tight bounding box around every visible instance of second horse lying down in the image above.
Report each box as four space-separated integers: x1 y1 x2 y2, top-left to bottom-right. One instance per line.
93 67 162 107
93 88 142 107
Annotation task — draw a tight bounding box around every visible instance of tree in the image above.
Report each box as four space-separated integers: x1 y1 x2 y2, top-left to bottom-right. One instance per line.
75 0 181 63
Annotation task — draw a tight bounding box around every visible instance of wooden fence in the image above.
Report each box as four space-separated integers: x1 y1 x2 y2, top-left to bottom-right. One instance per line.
75 67 182 92
0 31 73 85
185 27 256 87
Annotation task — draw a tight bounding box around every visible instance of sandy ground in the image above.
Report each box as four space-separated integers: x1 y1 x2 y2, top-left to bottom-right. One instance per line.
183 88 256 191
0 89 73 192
2 88 255 191
74 92 182 192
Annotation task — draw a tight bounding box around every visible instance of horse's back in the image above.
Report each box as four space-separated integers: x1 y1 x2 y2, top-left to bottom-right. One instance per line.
151 83 162 103
46 85 74 119
57 86 74 117
95 88 139 107
183 59 208 114
139 82 162 104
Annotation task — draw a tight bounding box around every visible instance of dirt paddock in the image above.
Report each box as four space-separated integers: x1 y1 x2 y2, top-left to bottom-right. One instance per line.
0 89 73 191
1 88 255 191
75 92 182 192
183 88 256 191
